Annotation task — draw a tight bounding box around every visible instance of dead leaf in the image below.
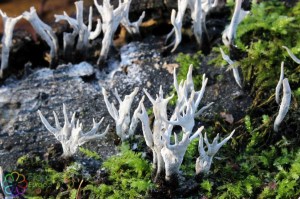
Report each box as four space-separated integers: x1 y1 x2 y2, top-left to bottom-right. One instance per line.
44 53 51 63
267 181 277 190
162 62 179 74
220 112 234 124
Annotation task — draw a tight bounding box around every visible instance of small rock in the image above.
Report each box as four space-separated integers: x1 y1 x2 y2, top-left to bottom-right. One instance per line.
154 63 160 69
147 81 152 87
33 68 54 80
67 62 94 77
220 112 234 124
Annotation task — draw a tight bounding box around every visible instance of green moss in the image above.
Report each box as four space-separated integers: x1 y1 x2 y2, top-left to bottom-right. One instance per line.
83 184 113 198
243 114 271 153
146 107 153 116
19 153 85 198
19 143 152 198
26 164 63 196
17 154 30 165
236 1 300 96
259 150 300 198
244 115 253 133
216 74 224 82
69 189 78 199
63 162 84 189
175 51 203 89
200 180 213 197
217 175 262 198
84 144 153 198
295 87 300 102
180 138 199 176
79 147 101 160
195 127 300 198
208 46 229 67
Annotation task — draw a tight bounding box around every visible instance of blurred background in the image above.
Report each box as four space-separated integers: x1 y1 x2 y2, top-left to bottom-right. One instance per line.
0 0 94 33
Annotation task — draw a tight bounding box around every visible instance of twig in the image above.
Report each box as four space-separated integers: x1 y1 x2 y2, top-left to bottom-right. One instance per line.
76 179 84 199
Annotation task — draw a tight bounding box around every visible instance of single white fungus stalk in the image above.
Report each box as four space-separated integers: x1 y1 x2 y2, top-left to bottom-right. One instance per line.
275 62 285 104
0 166 3 193
127 95 145 136
189 0 202 47
222 0 249 46
165 0 188 52
282 46 300 64
88 6 102 40
0 10 22 78
220 47 243 88
274 78 291 132
212 0 225 8
38 104 109 157
75 0 89 51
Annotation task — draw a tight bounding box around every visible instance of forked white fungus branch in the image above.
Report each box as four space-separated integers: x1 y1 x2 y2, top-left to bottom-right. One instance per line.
166 0 225 52
172 64 214 117
94 0 125 64
162 126 204 181
139 86 174 181
0 10 22 78
55 1 102 55
196 130 235 174
102 87 142 141
121 0 145 35
137 65 214 183
38 104 109 157
23 7 59 66
55 12 79 54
